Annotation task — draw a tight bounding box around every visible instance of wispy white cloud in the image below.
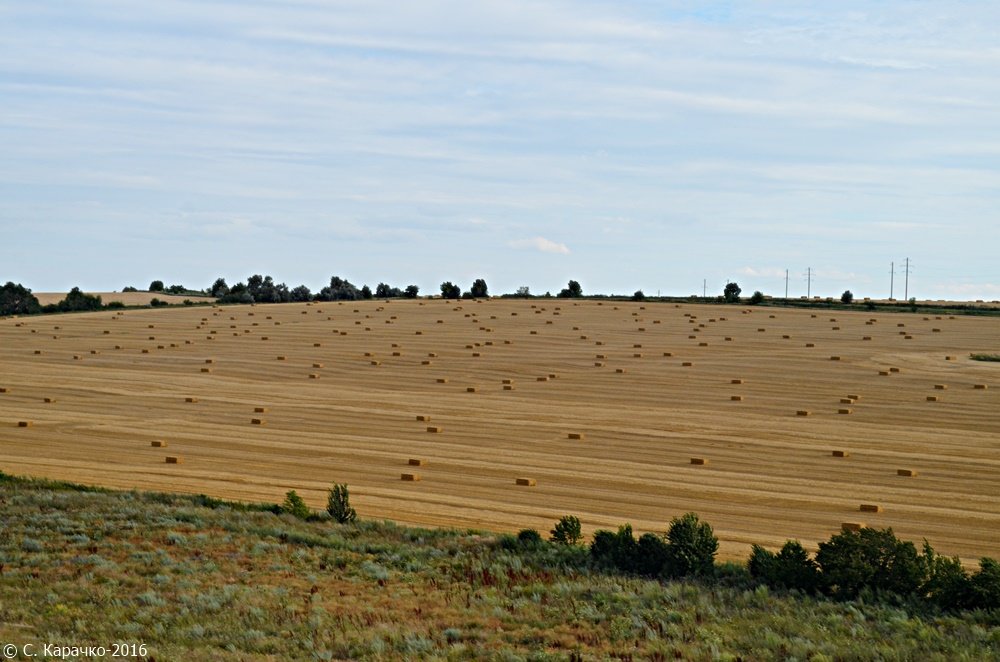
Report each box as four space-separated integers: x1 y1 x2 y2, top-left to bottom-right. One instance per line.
1 1 999 295
508 236 570 255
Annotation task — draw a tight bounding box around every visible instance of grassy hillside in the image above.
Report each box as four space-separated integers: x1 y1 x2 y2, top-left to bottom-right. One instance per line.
0 474 997 660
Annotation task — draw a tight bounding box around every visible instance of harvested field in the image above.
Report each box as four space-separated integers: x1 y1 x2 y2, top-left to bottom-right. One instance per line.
1 300 998 564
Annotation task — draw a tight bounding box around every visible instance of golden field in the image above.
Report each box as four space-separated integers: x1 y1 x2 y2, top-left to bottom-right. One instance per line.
1 299 997 564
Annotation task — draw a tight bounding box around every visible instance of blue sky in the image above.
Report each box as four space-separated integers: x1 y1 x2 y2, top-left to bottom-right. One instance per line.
2 1 998 299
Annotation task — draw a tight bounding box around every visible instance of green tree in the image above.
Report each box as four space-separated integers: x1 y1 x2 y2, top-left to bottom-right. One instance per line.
921 541 972 611
149 280 164 292
969 557 1000 611
290 285 312 302
841 290 854 304
663 512 718 578
723 282 742 303
209 278 229 297
404 284 420 298
749 290 764 305
515 286 531 298
440 281 461 299
326 483 357 524
816 527 925 600
632 290 645 302
636 532 669 577
590 524 639 573
470 278 489 298
550 515 583 545
0 282 41 316
360 285 373 300
57 287 102 312
558 280 582 298
281 490 311 520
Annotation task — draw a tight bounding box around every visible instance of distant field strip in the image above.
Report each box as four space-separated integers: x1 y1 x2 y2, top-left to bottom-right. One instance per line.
2 300 998 563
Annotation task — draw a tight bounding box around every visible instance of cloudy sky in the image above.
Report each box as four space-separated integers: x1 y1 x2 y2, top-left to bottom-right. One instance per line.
2 1 998 299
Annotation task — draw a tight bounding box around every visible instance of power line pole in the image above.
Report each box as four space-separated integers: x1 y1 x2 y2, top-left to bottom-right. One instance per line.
784 269 789 299
903 257 912 300
890 261 895 301
703 279 706 298
805 267 812 298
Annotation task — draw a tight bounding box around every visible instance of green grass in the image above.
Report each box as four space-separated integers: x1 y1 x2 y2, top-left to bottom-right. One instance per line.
1 473 997 660
970 353 1000 362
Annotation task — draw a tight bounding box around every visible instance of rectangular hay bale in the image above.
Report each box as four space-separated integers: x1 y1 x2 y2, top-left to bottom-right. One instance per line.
515 477 536 486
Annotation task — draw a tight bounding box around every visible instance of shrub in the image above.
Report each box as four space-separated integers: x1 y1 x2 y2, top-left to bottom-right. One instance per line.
663 512 718 578
590 524 639 573
921 541 972 611
841 290 854 304
149 298 168 308
122 286 138 293
105 301 125 309
777 541 820 591
281 490 311 520
636 532 669 577
749 290 764 305
550 515 582 545
816 528 924 600
516 528 544 549
969 557 1000 611
723 282 742 303
326 483 357 524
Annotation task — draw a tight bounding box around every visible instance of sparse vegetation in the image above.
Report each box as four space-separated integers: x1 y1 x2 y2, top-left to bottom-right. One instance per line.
0 474 997 659
970 353 1000 362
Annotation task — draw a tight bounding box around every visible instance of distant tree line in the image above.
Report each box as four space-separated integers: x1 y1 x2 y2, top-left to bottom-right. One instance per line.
1 283 107 316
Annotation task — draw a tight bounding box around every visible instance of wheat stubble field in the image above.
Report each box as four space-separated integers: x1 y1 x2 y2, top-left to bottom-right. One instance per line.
1 299 997 563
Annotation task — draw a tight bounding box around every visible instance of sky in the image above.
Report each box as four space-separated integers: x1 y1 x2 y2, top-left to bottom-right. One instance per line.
2 1 999 300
